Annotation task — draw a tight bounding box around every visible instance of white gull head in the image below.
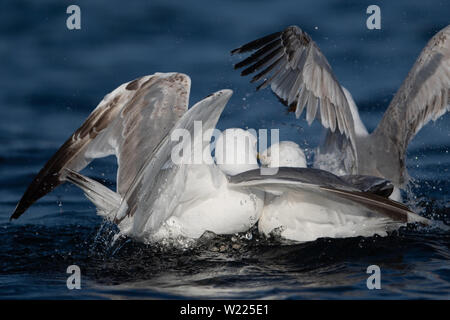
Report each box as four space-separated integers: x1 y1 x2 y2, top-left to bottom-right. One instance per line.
214 128 259 176
259 141 307 168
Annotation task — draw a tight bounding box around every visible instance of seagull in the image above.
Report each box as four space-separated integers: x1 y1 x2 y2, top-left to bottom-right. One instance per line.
10 73 264 242
237 141 429 242
10 72 427 243
231 25 450 199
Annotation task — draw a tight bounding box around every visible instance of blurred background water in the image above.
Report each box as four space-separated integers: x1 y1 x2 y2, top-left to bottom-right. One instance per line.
0 0 449 299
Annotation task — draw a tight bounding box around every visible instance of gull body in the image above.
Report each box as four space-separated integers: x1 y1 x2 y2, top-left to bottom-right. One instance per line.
150 129 264 240
252 142 428 242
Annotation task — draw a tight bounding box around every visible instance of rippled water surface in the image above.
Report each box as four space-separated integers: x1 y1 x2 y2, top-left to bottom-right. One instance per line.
1 0 449 299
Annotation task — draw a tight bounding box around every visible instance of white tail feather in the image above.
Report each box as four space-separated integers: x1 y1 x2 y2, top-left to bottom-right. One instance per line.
63 168 121 219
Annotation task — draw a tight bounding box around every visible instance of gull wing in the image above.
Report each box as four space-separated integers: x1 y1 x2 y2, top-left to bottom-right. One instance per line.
230 167 359 192
232 25 357 162
339 175 394 198
229 167 426 223
114 90 233 238
11 73 190 220
374 25 450 162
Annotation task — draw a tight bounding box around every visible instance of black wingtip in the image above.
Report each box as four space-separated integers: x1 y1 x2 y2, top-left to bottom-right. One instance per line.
230 31 282 55
255 81 266 91
10 203 24 221
230 48 241 55
234 57 253 70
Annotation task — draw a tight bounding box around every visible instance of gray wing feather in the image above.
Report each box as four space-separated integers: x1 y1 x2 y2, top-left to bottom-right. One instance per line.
11 73 190 220
232 26 357 159
374 25 450 157
108 74 190 195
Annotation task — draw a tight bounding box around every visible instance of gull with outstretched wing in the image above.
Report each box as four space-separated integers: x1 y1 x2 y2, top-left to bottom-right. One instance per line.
10 73 266 242
232 25 450 193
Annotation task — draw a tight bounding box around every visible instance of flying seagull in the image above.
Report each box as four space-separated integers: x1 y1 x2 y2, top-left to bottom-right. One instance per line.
231 25 450 191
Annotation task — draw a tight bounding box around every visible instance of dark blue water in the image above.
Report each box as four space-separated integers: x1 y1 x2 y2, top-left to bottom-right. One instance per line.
1 0 449 299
